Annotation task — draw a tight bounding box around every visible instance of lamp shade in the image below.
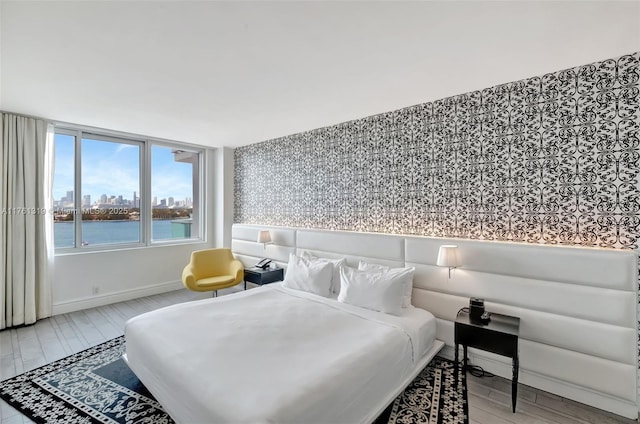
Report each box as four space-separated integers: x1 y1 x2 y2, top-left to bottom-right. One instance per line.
437 245 461 268
257 230 271 244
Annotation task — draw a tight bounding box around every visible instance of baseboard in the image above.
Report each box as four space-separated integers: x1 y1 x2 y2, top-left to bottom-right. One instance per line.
52 281 185 315
440 346 638 420
520 368 639 420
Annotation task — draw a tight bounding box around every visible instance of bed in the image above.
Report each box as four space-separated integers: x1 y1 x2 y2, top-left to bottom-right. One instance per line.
229 224 639 419
125 283 441 424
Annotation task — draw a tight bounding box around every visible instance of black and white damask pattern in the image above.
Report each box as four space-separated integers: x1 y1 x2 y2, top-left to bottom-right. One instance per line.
385 357 468 424
235 52 640 250
0 336 171 424
1 337 468 424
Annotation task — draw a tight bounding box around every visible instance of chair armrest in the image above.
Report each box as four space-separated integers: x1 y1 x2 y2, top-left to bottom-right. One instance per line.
182 264 196 289
229 259 244 282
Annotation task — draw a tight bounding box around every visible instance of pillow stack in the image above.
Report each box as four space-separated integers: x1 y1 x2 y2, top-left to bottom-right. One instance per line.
299 251 346 294
338 262 414 316
357 261 414 308
281 253 333 297
282 252 415 317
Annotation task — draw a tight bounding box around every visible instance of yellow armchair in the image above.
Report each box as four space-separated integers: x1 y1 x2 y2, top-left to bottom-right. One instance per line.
182 248 244 295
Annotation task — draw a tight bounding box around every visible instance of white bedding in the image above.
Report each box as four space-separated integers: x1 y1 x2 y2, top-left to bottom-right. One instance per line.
125 284 436 424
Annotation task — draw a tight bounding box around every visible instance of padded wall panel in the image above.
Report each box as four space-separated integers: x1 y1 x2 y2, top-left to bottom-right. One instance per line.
435 318 454 346
232 224 638 416
296 248 404 269
231 225 296 246
409 263 636 327
411 289 468 322
234 254 289 270
487 303 636 365
232 225 296 274
297 230 404 262
234 253 258 268
519 371 639 420
412 288 636 365
405 237 637 291
519 340 638 402
231 240 295 263
422 285 637 402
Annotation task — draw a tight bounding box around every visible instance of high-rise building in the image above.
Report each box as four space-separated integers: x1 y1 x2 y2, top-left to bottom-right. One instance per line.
60 190 74 207
168 197 174 207
100 194 108 204
117 195 123 205
153 196 158 206
82 195 91 207
133 191 139 208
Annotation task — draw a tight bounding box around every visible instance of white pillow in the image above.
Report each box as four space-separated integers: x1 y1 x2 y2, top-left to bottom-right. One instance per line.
282 254 333 297
337 266 404 316
358 261 414 308
299 251 347 294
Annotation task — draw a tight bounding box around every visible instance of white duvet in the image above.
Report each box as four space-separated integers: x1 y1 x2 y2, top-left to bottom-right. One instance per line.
125 284 436 424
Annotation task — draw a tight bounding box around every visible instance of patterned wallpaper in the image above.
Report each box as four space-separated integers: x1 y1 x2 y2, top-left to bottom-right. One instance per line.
234 52 640 250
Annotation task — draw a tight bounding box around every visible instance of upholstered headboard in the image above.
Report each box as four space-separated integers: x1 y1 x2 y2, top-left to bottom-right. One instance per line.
231 224 639 419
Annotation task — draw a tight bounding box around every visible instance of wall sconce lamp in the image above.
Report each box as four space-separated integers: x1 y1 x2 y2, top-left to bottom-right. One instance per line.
257 230 272 249
437 245 461 278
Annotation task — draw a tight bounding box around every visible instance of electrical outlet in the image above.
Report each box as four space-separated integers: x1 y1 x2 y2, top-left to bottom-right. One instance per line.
92 286 99 295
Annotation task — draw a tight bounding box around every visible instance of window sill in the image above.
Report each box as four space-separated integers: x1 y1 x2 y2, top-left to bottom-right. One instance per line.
54 238 205 256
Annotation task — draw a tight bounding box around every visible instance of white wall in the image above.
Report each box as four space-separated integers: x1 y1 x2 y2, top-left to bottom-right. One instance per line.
214 147 234 248
51 149 217 315
52 243 210 314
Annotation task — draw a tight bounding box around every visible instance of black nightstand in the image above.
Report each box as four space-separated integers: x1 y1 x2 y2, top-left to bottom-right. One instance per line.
455 309 520 412
243 267 284 289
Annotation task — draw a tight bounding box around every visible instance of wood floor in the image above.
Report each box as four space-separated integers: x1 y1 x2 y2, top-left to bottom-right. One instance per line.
0 286 637 424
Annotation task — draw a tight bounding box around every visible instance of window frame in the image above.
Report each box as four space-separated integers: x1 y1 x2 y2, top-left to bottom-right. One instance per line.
53 125 205 252
147 142 203 244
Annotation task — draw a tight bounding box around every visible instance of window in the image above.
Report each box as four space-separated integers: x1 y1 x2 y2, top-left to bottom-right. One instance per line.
151 145 199 241
52 128 203 250
81 137 142 246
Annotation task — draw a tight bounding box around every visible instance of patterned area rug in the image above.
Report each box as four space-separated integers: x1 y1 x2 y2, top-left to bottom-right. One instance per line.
0 336 468 424
376 356 468 424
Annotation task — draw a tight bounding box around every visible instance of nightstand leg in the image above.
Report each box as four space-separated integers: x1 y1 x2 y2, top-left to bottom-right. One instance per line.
454 343 459 386
462 345 468 374
512 355 519 413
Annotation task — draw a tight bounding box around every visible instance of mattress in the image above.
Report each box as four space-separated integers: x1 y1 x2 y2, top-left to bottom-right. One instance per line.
125 284 436 424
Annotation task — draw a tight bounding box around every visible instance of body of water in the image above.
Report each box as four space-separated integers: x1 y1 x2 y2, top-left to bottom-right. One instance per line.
54 220 189 248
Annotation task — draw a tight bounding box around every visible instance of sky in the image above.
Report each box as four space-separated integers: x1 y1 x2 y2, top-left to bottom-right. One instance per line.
53 133 194 205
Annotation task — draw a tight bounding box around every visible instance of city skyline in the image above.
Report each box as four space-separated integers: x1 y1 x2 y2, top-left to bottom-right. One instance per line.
53 134 195 205
54 190 193 209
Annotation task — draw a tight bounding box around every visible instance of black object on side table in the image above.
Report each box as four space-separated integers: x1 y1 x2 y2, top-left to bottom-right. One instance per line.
454 309 520 413
243 267 284 289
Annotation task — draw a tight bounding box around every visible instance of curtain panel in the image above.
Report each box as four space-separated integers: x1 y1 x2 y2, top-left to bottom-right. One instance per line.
0 113 53 329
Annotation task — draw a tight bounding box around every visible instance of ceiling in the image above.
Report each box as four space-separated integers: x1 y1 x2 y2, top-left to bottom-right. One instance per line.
1 1 639 148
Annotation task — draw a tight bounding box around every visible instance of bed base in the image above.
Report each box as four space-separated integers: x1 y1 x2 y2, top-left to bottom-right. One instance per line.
124 342 445 424
364 340 445 424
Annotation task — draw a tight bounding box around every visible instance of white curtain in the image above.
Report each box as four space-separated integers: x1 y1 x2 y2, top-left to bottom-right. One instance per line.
0 113 54 329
